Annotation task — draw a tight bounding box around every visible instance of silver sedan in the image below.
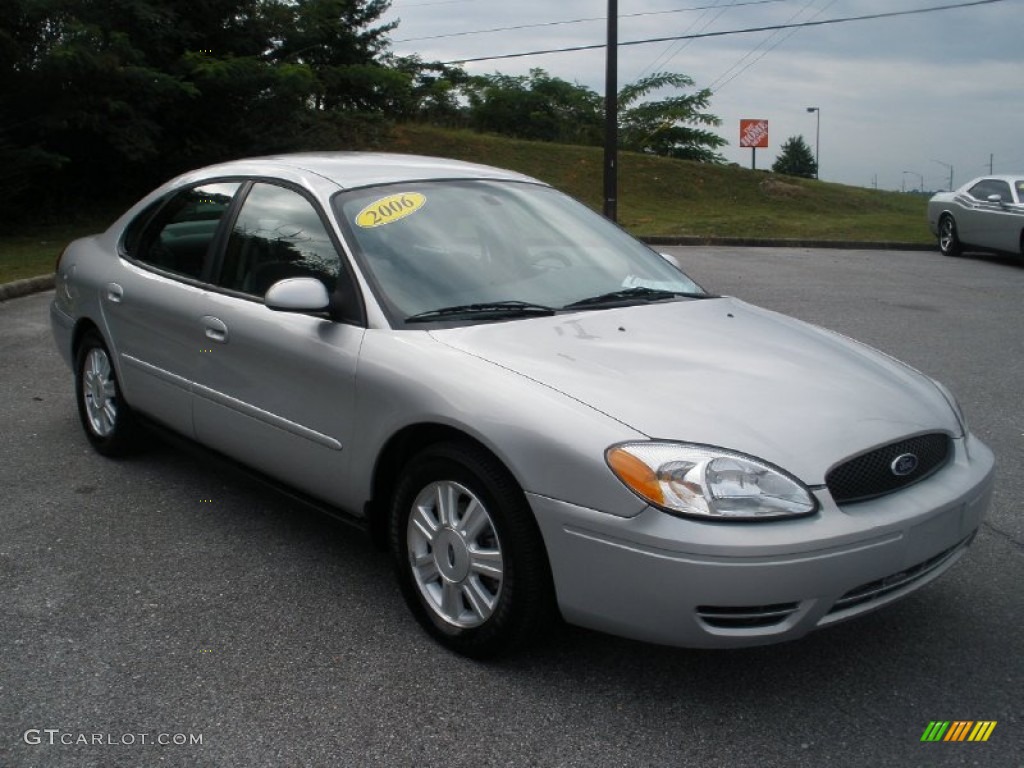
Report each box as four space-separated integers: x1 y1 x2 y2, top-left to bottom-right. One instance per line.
927 174 1024 256
51 153 995 657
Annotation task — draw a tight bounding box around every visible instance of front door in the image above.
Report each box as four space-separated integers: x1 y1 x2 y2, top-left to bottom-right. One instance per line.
192 182 364 504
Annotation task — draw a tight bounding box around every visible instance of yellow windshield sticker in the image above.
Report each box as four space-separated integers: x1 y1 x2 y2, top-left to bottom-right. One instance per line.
355 192 426 228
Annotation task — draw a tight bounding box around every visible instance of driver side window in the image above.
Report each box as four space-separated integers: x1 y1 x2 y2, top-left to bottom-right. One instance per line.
967 179 1011 202
217 183 341 298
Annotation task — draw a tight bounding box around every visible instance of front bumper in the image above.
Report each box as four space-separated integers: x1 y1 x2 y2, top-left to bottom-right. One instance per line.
530 434 995 648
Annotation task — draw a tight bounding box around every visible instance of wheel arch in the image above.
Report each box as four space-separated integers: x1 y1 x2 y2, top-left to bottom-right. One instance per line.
70 318 135 394
365 422 525 549
70 317 103 360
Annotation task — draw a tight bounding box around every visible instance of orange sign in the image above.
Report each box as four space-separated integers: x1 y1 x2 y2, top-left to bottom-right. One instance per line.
739 119 769 148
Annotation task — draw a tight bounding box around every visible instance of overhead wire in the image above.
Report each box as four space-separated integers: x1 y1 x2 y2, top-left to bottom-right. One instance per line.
389 0 481 8
707 0 840 93
636 0 836 150
631 0 733 82
436 0 1009 65
392 0 787 44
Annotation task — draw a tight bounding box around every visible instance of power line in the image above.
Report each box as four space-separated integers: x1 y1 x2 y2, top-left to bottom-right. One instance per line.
390 0 480 8
634 0 834 149
438 0 1009 65
707 0 840 93
632 0 733 82
392 0 785 44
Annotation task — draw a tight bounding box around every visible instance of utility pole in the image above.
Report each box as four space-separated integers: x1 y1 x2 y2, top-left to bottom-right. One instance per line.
603 0 618 222
989 153 994 174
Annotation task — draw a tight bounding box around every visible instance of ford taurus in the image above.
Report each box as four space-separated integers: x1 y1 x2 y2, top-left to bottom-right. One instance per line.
51 153 996 657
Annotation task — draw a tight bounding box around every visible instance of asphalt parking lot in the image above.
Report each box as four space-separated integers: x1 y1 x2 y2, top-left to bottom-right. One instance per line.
2 247 1021 768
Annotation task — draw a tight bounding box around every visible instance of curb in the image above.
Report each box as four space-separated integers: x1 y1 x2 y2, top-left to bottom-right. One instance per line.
642 236 936 251
0 239 937 302
0 274 56 302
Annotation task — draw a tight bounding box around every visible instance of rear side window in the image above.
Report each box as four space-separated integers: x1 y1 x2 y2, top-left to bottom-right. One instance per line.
217 183 341 297
128 182 241 279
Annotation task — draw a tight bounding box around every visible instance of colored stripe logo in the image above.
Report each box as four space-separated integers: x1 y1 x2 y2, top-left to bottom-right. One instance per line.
921 721 997 742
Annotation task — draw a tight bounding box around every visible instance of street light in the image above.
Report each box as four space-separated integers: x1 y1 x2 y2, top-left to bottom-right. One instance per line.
931 159 954 192
806 107 820 179
902 170 923 193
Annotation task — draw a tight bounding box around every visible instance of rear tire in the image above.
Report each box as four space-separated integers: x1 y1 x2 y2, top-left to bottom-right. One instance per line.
389 442 556 658
938 214 962 256
74 330 138 456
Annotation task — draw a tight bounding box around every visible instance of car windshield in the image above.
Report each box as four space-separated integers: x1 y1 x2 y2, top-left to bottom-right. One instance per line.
332 180 705 324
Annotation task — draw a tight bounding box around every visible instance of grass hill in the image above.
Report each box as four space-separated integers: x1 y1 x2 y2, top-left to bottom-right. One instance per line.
381 125 931 243
0 124 933 283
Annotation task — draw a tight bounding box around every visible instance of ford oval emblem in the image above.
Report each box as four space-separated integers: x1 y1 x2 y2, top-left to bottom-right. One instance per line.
891 453 919 477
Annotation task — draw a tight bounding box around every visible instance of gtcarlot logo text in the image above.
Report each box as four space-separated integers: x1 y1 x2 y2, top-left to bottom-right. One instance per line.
24 729 203 746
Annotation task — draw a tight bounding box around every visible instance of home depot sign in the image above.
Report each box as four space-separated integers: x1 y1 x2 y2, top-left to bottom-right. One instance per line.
739 119 769 148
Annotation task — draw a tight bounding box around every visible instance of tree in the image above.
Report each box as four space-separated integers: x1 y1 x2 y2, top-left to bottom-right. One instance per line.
772 135 817 178
387 56 470 125
0 0 400 215
462 69 602 145
616 72 726 163
271 0 396 112
458 69 727 162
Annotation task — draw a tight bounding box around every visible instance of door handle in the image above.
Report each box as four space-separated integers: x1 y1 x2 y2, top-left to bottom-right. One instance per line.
202 316 229 343
105 283 123 303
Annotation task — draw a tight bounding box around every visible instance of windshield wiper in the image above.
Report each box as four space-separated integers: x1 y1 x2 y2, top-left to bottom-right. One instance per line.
563 286 709 309
405 300 558 323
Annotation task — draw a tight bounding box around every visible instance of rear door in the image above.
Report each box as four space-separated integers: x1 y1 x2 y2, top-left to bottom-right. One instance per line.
107 182 242 434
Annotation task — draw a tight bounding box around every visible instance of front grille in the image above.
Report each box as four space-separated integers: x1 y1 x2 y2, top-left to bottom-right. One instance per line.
696 602 800 629
828 535 972 615
826 433 951 505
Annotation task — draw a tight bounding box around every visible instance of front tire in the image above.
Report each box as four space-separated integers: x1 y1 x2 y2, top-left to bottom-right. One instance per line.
938 214 962 256
74 330 138 456
389 443 556 658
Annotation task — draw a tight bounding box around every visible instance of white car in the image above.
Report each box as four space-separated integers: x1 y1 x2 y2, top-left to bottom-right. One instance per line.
51 152 996 657
927 175 1024 256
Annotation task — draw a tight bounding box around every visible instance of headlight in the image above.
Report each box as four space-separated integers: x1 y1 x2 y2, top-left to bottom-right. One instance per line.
606 442 817 521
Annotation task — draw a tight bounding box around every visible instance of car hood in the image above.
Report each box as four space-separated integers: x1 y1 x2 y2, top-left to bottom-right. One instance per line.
430 297 958 484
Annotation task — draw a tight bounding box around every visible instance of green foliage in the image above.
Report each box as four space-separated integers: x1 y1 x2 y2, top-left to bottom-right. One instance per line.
0 0 399 218
617 73 726 163
389 57 470 125
772 135 818 178
457 69 726 163
0 0 728 221
463 69 602 145
0 126 932 284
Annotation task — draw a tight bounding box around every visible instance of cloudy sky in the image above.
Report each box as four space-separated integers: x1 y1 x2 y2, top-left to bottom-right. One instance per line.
381 0 1021 191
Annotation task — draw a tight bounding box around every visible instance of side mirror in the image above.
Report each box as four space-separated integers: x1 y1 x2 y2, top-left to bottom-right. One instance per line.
265 277 329 312
986 193 1005 204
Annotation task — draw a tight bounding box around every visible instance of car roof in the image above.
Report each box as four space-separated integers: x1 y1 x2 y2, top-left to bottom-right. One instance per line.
965 174 1023 185
180 152 543 191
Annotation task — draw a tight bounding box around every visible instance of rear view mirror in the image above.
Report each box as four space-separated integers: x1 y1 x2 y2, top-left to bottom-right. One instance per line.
265 277 329 312
986 194 1004 204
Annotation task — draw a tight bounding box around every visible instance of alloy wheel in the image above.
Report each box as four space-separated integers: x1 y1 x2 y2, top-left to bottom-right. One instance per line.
406 480 504 628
